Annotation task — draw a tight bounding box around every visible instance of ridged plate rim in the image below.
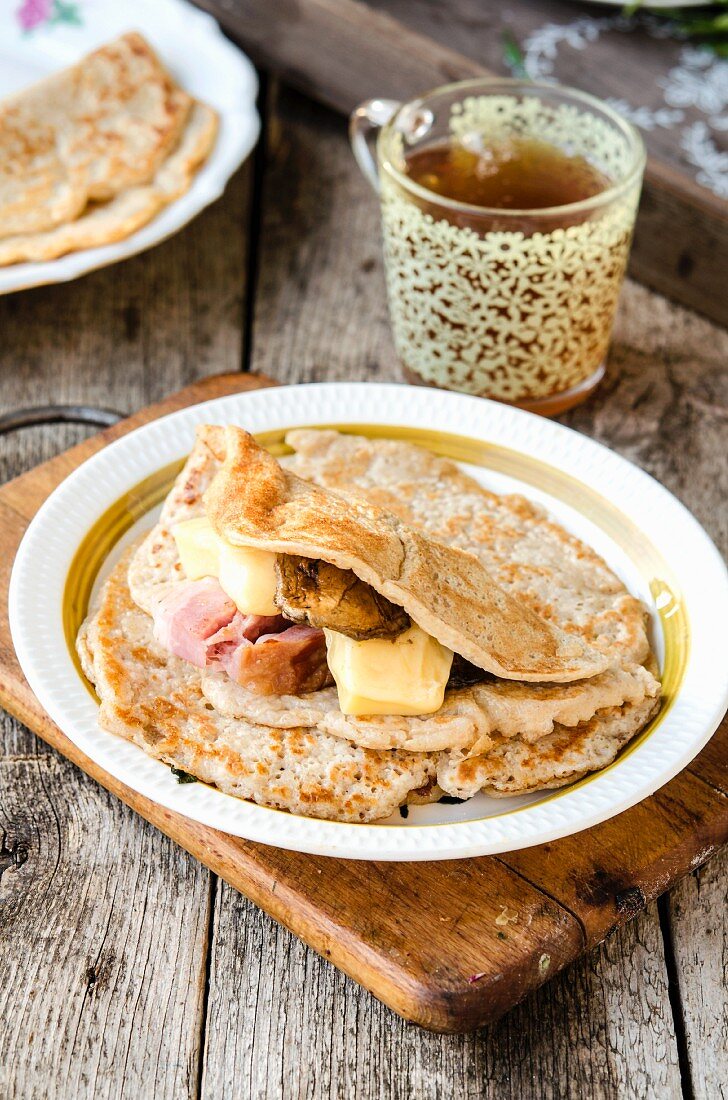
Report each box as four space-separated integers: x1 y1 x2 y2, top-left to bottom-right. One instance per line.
9 383 728 860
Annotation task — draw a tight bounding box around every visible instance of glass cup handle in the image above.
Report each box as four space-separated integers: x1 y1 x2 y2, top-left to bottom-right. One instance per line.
349 98 401 194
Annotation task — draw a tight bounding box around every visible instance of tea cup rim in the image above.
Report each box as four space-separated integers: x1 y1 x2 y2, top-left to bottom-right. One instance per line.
377 77 647 220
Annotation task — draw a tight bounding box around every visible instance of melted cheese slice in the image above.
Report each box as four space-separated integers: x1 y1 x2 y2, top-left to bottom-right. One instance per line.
217 541 278 616
172 516 278 617
324 625 454 716
173 516 220 579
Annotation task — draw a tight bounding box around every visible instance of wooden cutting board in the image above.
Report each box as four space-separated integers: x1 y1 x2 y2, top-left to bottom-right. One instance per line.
1 372 726 1033
192 0 728 328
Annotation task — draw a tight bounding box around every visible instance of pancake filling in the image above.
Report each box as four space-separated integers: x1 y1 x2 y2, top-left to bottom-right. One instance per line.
152 576 333 696
156 517 484 711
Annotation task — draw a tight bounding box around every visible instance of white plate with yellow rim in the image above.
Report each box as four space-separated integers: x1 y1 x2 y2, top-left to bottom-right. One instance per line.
9 383 728 860
0 0 259 294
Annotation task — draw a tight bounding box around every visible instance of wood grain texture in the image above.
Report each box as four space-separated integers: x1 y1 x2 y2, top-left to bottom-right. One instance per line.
564 279 728 556
1 370 720 1038
0 169 250 419
191 0 728 325
202 884 682 1100
1 78 726 1095
665 848 728 1099
193 0 484 113
504 768 728 943
250 84 400 383
0 167 252 1098
0 755 211 1100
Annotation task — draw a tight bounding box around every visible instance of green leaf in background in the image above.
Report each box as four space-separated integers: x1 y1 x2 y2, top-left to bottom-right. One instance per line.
622 1 728 54
502 29 528 78
503 6 728 72
49 1 82 26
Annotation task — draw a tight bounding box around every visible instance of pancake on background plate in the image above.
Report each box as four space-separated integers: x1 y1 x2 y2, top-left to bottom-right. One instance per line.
0 32 217 265
78 427 660 823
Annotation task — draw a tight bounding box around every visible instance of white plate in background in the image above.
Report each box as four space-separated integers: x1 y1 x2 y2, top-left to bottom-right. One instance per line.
0 0 259 294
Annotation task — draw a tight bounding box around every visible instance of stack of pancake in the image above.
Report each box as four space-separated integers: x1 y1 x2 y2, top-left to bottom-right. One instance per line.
78 426 661 823
0 32 217 265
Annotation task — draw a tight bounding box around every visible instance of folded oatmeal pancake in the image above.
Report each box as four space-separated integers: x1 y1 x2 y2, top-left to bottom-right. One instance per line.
80 552 438 823
0 33 217 265
77 425 660 821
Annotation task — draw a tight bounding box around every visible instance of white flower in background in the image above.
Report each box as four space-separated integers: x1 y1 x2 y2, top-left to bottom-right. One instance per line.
606 99 684 132
661 47 728 118
682 122 728 198
523 16 626 80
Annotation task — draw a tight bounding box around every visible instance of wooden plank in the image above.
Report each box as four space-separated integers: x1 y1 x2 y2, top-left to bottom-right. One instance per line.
504 768 728 943
202 884 682 1099
250 83 399 383
0 166 253 590
191 0 728 325
0 168 253 1097
0 169 250 419
194 0 483 112
0 755 211 1100
564 279 728 560
665 847 728 1099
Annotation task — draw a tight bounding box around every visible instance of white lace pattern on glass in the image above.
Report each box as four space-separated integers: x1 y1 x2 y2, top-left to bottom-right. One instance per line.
380 95 640 401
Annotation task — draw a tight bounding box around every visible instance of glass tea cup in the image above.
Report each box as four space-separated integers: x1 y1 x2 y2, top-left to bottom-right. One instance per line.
350 79 646 415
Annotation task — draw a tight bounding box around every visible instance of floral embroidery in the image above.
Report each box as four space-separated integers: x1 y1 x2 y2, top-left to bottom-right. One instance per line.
661 47 728 120
681 122 728 199
599 100 683 134
17 0 82 32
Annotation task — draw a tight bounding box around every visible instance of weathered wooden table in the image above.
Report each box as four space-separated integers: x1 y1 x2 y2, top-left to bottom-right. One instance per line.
1 84 726 1099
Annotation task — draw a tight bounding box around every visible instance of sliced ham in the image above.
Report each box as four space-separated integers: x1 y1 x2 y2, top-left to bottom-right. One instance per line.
152 577 332 695
221 624 334 697
206 611 289 658
152 578 237 667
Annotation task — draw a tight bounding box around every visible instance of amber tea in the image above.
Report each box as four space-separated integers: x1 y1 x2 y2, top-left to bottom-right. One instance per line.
403 137 611 211
350 82 645 413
